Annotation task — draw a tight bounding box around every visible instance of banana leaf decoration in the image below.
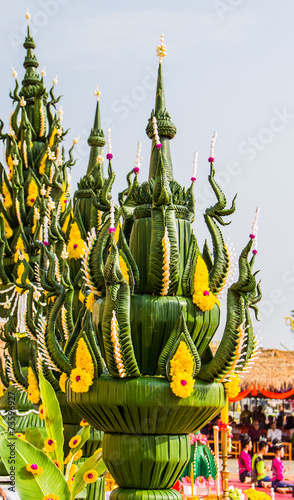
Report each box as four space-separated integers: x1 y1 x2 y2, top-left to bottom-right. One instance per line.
204 162 237 296
101 234 140 378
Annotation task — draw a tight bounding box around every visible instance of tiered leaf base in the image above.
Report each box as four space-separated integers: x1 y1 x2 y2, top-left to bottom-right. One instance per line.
67 376 225 499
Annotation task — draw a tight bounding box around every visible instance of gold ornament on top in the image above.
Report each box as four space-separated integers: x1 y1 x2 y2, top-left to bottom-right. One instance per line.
156 34 167 63
25 9 31 22
94 86 101 101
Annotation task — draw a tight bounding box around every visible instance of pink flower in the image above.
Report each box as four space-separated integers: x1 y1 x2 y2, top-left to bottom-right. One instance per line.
190 433 197 445
207 476 215 488
195 433 208 445
180 476 191 486
195 476 208 488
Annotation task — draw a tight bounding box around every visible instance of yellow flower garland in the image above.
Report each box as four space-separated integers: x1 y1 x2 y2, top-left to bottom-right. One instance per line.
2 182 13 209
86 292 96 312
224 373 241 399
70 338 94 393
39 152 47 175
119 255 129 284
59 372 68 393
14 237 29 263
169 341 195 398
1 215 13 240
66 222 86 259
192 255 216 311
27 366 40 404
27 178 38 207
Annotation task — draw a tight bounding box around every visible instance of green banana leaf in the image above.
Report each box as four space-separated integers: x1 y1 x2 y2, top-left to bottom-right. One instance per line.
71 448 106 499
0 426 71 500
25 428 48 451
39 370 64 465
65 424 90 480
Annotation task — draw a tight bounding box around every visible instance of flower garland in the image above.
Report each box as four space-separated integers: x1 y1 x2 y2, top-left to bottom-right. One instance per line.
1 215 13 239
86 292 96 313
26 178 38 207
39 152 47 175
27 366 40 404
169 341 195 398
161 227 170 296
119 255 129 284
62 213 71 233
224 373 241 399
66 222 86 259
2 181 13 209
243 489 271 500
59 182 68 213
48 128 57 149
70 338 94 393
59 372 68 393
192 255 216 311
14 237 29 263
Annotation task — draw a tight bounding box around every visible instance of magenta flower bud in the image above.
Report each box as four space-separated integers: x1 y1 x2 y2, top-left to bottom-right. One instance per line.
208 157 214 162
108 227 116 234
181 380 187 386
76 376 81 382
156 143 162 149
64 200 67 203
31 198 35 202
43 241 49 246
203 290 209 296
252 249 258 255
249 234 255 239
133 167 140 174
31 464 38 470
88 473 94 479
73 244 78 248
73 439 78 445
191 177 196 182
48 439 53 445
106 153 113 160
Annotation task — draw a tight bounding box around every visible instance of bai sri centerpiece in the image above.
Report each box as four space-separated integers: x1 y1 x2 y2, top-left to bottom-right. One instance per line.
64 35 261 500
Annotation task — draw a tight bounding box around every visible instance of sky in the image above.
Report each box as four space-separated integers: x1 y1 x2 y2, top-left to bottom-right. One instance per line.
0 0 294 350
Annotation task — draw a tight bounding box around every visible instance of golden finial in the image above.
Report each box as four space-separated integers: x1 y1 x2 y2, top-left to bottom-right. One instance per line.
94 86 101 101
73 135 80 145
156 34 167 64
12 68 18 79
25 9 31 22
40 67 46 77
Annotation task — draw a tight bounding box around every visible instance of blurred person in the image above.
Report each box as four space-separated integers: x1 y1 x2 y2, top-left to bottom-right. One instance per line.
240 404 252 425
248 420 265 442
265 415 274 431
251 440 271 488
267 421 282 442
238 434 252 483
277 405 285 429
271 439 293 494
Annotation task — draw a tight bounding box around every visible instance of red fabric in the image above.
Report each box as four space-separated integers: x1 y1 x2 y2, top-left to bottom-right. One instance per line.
229 385 294 402
172 480 181 491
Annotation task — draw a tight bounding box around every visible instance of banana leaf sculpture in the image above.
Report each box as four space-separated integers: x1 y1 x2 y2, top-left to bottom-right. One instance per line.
62 37 261 500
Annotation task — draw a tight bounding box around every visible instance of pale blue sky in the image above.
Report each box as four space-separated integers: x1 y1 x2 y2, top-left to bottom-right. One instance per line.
1 1 294 349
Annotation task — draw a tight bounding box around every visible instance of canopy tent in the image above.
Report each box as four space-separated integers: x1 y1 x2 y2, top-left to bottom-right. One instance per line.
229 349 294 402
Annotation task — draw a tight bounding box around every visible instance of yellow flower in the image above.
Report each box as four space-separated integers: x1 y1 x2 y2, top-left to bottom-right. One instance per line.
7 154 13 181
26 463 43 475
73 449 83 461
83 469 98 484
119 255 129 284
59 372 68 393
16 432 25 440
170 372 195 398
0 383 5 397
27 367 40 404
14 237 29 263
52 460 61 469
61 213 71 233
70 368 93 393
2 182 13 209
39 404 47 419
169 341 194 379
224 373 241 399
64 452 72 464
42 495 60 500
192 255 216 311
39 152 47 175
59 182 68 213
80 419 89 427
79 289 85 303
2 215 13 239
48 128 57 149
27 178 38 207
67 476 74 492
75 338 95 378
86 292 96 312
67 223 86 259
69 464 78 477
69 435 81 449
43 438 57 453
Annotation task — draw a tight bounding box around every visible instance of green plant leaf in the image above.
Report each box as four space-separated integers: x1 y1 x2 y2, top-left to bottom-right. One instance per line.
65 424 90 480
71 448 106 500
39 370 64 465
0 426 70 500
25 428 48 451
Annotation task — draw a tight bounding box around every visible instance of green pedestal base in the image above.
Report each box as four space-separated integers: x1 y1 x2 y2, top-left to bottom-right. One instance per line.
110 488 182 500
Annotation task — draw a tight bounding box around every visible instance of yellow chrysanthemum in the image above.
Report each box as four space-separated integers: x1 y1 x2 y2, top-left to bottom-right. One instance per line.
39 404 47 419
43 438 57 453
80 419 89 427
69 435 82 449
83 469 98 484
39 152 47 175
70 368 93 393
79 289 85 303
66 222 86 259
7 155 13 181
119 255 129 284
69 464 78 477
26 463 43 475
27 366 40 404
2 182 13 209
27 178 38 207
192 255 216 311
59 182 68 213
42 495 60 500
64 452 72 465
75 338 94 379
59 372 68 393
169 341 194 379
15 432 25 440
14 237 29 262
170 372 195 398
86 292 96 312
2 216 13 239
73 449 83 461
48 128 57 149
224 373 241 399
